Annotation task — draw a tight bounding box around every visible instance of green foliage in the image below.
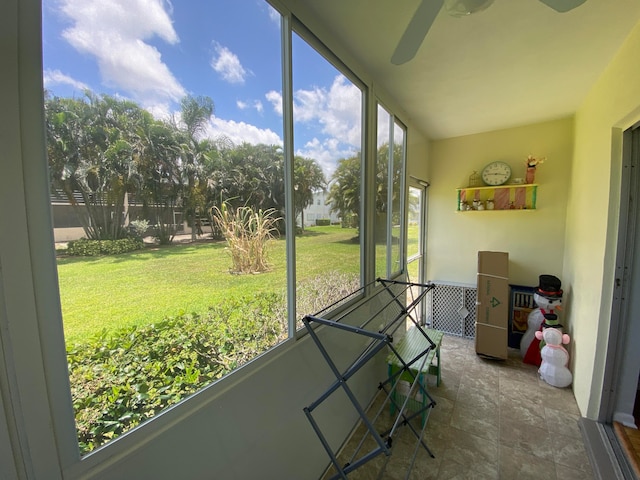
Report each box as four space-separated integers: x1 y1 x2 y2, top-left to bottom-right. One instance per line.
294 156 326 231
57 226 359 344
67 238 144 256
68 292 286 453
45 93 147 240
296 271 360 323
327 142 404 229
315 219 331 226
128 219 150 238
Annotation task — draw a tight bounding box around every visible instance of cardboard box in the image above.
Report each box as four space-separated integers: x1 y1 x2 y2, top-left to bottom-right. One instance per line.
475 251 509 359
475 323 508 359
476 275 509 327
477 251 509 277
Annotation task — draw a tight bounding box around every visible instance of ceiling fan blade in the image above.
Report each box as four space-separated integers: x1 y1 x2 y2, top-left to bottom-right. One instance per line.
391 0 445 65
538 0 587 13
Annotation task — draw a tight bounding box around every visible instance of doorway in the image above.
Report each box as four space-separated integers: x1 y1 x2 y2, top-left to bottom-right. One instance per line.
406 181 429 327
603 122 640 477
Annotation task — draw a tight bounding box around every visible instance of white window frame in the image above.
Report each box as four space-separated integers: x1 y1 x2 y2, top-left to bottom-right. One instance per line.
0 0 413 476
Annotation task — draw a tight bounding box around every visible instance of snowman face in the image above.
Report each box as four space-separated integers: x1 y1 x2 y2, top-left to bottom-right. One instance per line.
542 327 563 345
533 292 562 309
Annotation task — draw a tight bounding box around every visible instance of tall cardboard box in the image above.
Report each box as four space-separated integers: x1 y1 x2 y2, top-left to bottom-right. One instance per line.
475 251 509 359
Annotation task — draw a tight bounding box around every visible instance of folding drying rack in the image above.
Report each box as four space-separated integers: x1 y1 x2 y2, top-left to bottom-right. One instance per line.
302 278 438 479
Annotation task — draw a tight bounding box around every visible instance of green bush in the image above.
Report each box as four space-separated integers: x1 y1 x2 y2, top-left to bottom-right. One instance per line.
68 292 286 453
315 219 331 226
128 219 150 239
296 271 361 325
67 238 144 256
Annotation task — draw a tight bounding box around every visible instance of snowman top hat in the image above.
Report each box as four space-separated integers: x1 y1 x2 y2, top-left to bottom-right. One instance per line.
536 274 563 299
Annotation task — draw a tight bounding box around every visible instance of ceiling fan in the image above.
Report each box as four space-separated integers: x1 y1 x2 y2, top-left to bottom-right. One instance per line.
391 0 587 65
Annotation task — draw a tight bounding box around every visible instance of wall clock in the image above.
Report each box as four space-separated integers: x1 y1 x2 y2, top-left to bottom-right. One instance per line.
481 161 512 186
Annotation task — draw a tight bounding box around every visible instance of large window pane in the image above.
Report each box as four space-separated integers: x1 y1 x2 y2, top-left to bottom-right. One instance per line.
43 0 286 453
292 31 364 323
375 106 391 279
375 105 406 279
407 185 423 281
390 121 406 276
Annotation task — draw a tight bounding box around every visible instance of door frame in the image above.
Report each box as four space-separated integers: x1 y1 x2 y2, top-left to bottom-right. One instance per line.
406 177 429 325
601 122 640 426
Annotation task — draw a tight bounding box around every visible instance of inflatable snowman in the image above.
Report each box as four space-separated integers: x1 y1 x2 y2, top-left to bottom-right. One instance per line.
520 275 563 366
535 327 573 388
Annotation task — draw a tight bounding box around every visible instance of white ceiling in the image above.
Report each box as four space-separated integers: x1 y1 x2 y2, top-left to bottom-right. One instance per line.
296 0 640 139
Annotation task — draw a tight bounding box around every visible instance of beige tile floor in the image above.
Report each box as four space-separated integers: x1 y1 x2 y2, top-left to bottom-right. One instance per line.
325 333 594 479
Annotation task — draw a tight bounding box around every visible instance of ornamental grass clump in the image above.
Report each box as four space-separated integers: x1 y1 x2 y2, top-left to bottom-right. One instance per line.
212 203 280 274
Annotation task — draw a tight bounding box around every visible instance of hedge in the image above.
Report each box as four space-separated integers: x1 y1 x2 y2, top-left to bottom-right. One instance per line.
66 238 144 256
68 292 286 453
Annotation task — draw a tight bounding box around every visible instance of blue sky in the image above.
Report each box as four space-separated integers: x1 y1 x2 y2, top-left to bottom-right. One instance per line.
41 0 364 177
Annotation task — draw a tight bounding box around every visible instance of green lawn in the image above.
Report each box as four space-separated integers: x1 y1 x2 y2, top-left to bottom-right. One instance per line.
57 225 360 343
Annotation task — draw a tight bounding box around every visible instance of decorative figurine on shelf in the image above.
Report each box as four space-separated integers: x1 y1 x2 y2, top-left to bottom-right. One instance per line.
525 155 545 184
520 275 563 366
486 199 494 210
535 327 573 388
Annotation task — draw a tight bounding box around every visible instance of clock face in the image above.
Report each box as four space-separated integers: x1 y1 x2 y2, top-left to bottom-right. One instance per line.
481 161 512 186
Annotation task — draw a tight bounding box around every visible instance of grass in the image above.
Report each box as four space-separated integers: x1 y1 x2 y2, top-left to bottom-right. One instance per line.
57 225 360 343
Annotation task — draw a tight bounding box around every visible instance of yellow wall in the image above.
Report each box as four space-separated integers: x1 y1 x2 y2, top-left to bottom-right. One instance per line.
427 117 573 287
566 20 640 418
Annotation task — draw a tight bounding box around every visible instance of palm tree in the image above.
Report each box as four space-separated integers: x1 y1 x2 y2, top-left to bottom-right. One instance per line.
176 96 215 241
46 92 145 240
293 156 326 231
135 114 183 244
327 154 361 228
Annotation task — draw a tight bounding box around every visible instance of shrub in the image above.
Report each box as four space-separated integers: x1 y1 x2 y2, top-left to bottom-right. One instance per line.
66 238 144 256
296 271 361 326
68 292 286 454
212 203 280 274
315 218 331 226
129 219 150 239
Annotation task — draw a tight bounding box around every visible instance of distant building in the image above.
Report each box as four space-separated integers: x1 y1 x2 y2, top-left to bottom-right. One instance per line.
300 187 340 227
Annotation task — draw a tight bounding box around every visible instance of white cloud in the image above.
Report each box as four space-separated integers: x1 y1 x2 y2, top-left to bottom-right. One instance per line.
211 43 248 84
236 99 264 113
294 75 362 148
58 0 185 105
43 69 90 91
265 3 281 25
267 76 362 150
322 76 362 148
265 75 362 175
296 137 357 179
204 116 282 147
266 90 282 115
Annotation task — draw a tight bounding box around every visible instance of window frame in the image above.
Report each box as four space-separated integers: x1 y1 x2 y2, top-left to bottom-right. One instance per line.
290 17 369 328
1 0 414 475
375 101 408 280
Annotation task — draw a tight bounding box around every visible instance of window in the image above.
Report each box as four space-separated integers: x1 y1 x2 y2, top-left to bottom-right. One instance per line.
43 0 289 453
375 104 407 279
291 26 364 323
35 0 407 463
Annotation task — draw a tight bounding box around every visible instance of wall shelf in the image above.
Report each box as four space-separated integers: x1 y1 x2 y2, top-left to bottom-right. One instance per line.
456 184 538 211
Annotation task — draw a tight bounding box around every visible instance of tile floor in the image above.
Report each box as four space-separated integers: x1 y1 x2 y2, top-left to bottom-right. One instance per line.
325 333 594 479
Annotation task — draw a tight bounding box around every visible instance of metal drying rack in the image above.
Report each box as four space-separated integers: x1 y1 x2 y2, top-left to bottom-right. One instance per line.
302 278 439 479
